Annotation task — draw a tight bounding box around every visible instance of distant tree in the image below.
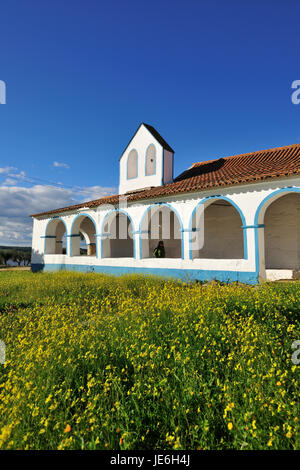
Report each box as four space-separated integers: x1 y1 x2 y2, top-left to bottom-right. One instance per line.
2 250 13 266
0 247 31 266
23 251 31 266
11 250 23 266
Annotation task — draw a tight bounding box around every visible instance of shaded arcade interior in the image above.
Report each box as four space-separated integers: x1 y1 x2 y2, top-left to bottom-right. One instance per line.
140 205 182 258
102 212 134 258
190 200 244 260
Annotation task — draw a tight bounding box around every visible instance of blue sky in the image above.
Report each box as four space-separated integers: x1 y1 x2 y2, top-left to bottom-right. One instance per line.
1 0 300 245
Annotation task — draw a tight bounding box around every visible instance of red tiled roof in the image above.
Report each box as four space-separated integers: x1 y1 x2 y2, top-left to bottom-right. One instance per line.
31 142 300 217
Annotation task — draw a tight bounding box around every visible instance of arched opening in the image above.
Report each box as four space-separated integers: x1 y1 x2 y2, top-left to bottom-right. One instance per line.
45 219 67 255
264 193 300 270
102 211 134 258
190 199 244 259
140 204 182 259
70 215 97 257
127 149 138 179
79 232 88 256
145 144 156 176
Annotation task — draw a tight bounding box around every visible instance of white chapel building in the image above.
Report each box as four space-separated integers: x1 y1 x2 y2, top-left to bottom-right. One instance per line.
31 123 300 283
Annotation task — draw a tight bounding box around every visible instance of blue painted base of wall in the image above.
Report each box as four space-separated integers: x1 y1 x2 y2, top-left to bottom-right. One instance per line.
31 263 45 273
31 263 259 284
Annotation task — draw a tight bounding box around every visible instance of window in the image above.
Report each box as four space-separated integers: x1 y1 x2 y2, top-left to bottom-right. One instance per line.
127 149 138 179
145 144 156 176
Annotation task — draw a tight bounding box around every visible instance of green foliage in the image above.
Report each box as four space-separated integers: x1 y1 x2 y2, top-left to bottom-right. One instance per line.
0 247 31 266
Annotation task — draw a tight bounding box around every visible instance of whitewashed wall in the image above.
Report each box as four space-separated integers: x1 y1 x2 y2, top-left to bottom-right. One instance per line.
31 175 300 282
163 149 173 184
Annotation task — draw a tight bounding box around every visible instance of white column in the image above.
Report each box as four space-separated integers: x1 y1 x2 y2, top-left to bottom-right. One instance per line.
241 224 265 280
134 232 141 259
182 230 191 260
257 226 266 281
68 234 80 256
44 236 56 254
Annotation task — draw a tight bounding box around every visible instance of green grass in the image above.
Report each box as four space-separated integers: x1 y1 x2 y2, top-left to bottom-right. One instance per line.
0 271 299 450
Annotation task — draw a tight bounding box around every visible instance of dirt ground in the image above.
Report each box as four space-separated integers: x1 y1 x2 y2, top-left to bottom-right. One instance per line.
0 266 31 271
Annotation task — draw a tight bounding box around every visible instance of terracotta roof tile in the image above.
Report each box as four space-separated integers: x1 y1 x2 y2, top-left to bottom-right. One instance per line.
31 142 300 217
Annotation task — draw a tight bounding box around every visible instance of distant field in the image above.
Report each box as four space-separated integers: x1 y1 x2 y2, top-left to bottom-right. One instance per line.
0 271 299 450
0 266 30 271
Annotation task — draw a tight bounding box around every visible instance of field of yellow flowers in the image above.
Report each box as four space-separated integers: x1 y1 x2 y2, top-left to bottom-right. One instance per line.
0 271 299 450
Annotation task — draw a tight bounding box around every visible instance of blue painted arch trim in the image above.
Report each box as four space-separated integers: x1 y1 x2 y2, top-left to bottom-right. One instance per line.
139 202 184 260
100 209 136 259
44 217 68 255
253 186 300 277
188 195 248 261
254 187 300 225
70 212 99 258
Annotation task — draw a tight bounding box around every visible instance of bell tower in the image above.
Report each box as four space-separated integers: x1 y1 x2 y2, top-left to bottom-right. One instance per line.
118 123 174 194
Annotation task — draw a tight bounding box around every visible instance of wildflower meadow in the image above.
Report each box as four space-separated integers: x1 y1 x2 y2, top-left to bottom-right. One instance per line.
0 271 299 450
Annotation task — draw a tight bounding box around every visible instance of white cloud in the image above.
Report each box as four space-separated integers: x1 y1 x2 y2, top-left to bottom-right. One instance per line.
1 168 26 182
53 161 70 169
0 183 116 246
0 166 17 174
3 178 17 186
73 185 117 201
13 170 26 180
